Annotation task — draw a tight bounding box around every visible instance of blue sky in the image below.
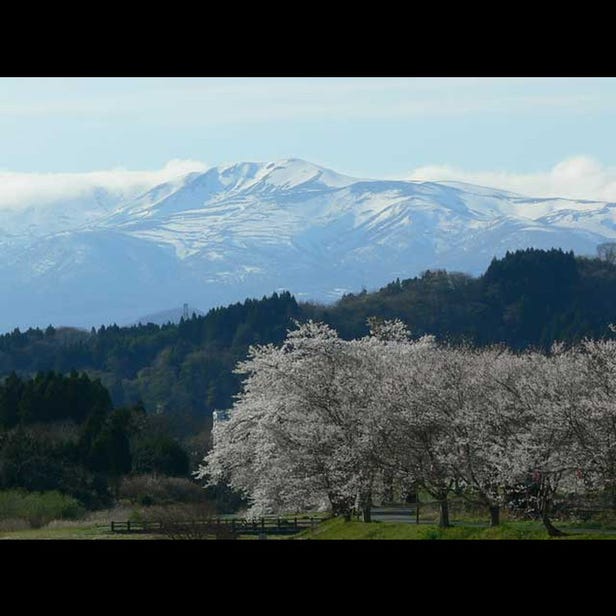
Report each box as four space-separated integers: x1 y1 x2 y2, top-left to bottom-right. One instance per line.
2 77 616 200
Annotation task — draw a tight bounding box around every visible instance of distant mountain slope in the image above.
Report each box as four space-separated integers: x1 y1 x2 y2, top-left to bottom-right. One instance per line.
134 305 206 326
2 158 615 331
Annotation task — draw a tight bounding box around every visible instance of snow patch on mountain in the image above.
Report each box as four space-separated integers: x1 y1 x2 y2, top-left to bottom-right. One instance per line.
1 158 614 331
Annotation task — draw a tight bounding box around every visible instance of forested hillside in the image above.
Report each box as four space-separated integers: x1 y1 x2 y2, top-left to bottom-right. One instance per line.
0 293 302 435
311 248 616 347
2 249 616 436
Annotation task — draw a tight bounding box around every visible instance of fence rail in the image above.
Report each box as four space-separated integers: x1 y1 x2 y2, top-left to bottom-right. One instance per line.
110 516 323 536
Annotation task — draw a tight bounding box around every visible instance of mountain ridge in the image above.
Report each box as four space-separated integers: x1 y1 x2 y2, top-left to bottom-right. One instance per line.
1 158 615 331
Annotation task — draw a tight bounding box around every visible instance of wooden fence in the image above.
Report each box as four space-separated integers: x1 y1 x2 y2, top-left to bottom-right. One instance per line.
110 515 323 536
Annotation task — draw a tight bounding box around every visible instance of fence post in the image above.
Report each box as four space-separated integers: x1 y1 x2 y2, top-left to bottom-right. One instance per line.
416 502 420 525
127 520 131 532
111 521 115 532
294 517 298 530
261 517 265 532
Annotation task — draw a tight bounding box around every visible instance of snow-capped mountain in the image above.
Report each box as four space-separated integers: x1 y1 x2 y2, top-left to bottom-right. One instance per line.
1 158 614 331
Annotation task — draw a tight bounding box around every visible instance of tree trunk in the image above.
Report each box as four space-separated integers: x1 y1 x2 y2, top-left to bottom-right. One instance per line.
438 498 451 528
362 505 372 523
330 494 353 521
359 485 373 523
537 487 566 536
383 471 394 504
489 505 500 527
541 513 566 537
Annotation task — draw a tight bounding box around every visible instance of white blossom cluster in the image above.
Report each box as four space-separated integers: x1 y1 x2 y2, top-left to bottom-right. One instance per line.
195 320 616 529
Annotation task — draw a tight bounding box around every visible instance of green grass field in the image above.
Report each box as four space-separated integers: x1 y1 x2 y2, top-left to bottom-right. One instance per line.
292 516 616 540
2 506 615 540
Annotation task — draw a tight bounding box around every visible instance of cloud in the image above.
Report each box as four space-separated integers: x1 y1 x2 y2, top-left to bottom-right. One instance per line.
3 155 616 214
0 159 209 210
2 78 608 127
406 156 616 202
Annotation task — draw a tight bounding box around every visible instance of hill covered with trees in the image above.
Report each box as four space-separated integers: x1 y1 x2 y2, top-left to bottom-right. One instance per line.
309 248 616 348
2 248 616 435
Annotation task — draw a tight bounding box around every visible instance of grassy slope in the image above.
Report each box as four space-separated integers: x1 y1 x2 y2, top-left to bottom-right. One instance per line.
0 524 164 540
293 517 616 540
0 505 166 539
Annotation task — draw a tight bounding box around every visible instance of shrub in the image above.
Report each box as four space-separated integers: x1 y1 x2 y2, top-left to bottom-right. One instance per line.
142 502 228 540
0 518 29 532
0 489 86 528
118 474 208 506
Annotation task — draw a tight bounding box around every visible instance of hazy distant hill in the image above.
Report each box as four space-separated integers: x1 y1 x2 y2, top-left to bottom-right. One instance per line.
133 305 205 326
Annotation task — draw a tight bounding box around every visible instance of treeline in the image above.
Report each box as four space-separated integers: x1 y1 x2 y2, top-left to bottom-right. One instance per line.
2 250 616 434
309 248 616 347
0 292 302 434
0 371 190 508
0 370 111 428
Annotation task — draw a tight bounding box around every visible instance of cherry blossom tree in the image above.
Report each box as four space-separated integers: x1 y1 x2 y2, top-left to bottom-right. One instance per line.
570 338 616 507
196 321 395 519
426 345 515 527
197 318 615 535
366 333 463 527
487 345 585 536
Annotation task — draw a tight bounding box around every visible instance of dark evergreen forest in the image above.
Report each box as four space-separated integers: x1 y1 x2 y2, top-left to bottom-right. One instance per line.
0 371 189 507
